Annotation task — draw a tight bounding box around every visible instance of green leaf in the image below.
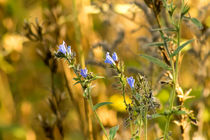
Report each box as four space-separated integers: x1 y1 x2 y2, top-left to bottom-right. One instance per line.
170 39 194 57
73 77 80 81
144 42 165 47
93 102 112 111
151 28 176 32
150 113 163 119
191 18 203 29
109 125 119 140
73 81 81 85
168 3 177 17
95 76 104 79
181 5 190 17
172 110 187 115
140 54 171 70
92 75 104 81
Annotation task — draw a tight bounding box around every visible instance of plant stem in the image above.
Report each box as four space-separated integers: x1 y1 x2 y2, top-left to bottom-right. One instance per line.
122 82 127 106
138 115 142 140
62 66 85 134
87 94 109 140
72 0 93 139
164 1 183 139
144 107 148 140
130 121 133 138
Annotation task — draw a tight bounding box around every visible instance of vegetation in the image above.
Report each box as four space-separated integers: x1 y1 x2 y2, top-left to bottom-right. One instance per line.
0 0 210 140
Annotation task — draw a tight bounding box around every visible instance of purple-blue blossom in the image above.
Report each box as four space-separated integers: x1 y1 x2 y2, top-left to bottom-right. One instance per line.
80 68 88 78
127 76 135 88
67 46 72 56
104 52 116 65
112 52 118 61
58 41 67 54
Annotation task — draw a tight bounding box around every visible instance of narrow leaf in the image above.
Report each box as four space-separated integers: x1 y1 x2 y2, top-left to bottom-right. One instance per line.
144 42 164 47
93 102 112 111
171 39 194 57
181 5 190 17
151 28 176 32
109 125 119 140
95 76 104 79
73 81 81 85
140 54 171 70
190 18 203 29
150 113 163 119
172 110 187 115
92 75 104 81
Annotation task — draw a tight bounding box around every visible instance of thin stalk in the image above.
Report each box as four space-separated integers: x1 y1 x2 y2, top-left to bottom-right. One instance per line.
116 65 127 107
130 121 133 138
153 7 175 139
144 107 148 140
138 115 142 140
151 1 182 139
164 1 183 139
122 82 127 106
62 66 85 134
163 74 176 139
72 0 93 139
51 71 64 139
87 94 109 140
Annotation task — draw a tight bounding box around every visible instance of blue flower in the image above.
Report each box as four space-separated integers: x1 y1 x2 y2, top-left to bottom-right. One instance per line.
112 52 118 61
67 46 72 56
80 68 88 78
58 41 67 54
127 76 135 88
104 52 116 65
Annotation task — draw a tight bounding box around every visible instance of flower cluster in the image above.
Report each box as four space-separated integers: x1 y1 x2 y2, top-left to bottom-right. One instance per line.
55 41 72 58
56 41 104 97
104 52 118 65
104 52 135 89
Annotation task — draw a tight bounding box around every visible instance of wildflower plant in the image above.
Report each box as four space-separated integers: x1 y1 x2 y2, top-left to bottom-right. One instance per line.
55 42 119 140
104 51 160 140
104 52 127 107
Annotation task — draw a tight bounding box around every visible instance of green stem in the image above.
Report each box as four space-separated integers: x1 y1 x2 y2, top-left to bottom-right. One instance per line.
122 82 127 106
130 121 133 138
164 1 183 139
116 65 127 107
153 5 174 139
138 115 142 140
88 94 109 140
144 108 148 140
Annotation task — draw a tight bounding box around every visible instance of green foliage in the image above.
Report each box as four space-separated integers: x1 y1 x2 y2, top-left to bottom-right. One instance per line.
190 18 203 29
181 4 190 17
170 39 194 57
140 54 171 70
93 102 112 111
144 42 165 47
109 125 119 140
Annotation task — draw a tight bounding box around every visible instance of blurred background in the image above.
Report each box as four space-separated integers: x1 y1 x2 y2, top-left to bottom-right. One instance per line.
0 0 209 139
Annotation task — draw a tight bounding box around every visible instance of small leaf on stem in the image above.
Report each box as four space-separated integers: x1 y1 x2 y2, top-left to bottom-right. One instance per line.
93 102 112 111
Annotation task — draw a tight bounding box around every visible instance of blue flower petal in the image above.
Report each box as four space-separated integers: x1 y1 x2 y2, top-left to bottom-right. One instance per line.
112 52 118 61
80 68 88 78
127 76 135 88
67 46 72 55
104 52 116 65
58 41 67 54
